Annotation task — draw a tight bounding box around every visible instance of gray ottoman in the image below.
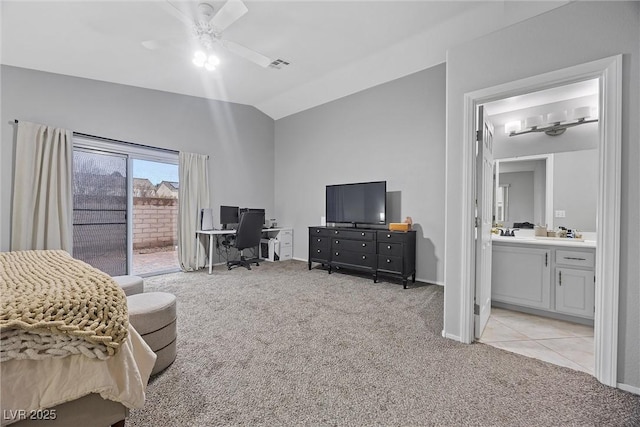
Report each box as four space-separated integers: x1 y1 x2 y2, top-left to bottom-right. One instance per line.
127 292 177 375
113 275 144 296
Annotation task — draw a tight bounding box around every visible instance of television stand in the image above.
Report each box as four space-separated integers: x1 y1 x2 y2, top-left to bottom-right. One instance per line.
308 226 416 288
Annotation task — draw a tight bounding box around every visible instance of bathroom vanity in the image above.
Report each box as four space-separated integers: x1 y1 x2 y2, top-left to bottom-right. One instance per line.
491 236 596 325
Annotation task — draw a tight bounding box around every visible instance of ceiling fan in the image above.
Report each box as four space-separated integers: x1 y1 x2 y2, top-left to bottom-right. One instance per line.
143 0 274 69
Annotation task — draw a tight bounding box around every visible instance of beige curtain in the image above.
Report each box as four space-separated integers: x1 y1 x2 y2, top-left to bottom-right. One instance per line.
177 152 210 271
11 121 73 252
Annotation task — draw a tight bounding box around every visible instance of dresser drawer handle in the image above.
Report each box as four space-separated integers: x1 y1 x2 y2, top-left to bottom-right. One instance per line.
317 238 321 242
361 232 365 236
362 243 366 247
386 259 391 263
316 229 321 233
335 252 339 256
387 245 391 250
335 231 339 234
335 240 339 244
317 249 321 253
387 234 391 238
564 256 586 261
362 255 367 260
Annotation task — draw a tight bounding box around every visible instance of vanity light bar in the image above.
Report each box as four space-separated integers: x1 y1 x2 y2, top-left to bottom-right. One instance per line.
508 117 598 137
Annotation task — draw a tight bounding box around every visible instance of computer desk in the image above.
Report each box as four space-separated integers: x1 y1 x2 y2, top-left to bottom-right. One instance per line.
196 228 287 274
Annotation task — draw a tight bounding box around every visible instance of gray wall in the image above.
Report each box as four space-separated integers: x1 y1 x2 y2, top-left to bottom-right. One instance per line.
445 1 639 388
0 66 275 252
274 64 446 285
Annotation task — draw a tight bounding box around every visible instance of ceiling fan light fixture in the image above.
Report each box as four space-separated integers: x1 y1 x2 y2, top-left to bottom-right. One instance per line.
193 51 220 71
193 50 207 67
158 0 272 70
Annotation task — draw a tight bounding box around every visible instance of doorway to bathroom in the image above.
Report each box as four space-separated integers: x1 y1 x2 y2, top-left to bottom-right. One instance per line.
464 56 622 386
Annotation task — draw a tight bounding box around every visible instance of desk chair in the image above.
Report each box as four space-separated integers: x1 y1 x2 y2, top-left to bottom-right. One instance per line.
226 211 264 270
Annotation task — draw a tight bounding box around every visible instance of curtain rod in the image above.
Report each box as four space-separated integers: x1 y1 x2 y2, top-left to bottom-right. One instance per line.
12 119 180 155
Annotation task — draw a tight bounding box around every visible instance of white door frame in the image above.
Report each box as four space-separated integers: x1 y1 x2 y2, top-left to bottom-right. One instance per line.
459 55 622 387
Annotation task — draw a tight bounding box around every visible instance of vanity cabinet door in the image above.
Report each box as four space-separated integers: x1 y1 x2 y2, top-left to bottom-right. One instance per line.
555 268 595 318
491 245 551 309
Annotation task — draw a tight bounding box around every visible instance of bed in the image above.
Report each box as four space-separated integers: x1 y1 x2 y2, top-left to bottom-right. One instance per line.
1 250 156 427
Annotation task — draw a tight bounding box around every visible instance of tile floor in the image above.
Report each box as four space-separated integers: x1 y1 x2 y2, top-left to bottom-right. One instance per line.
480 307 594 375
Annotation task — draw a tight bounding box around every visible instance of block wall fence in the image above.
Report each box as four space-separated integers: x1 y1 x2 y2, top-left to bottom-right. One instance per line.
133 197 178 250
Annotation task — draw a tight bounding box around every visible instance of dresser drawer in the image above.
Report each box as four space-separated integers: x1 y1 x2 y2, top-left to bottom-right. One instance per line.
556 249 595 268
378 242 403 257
309 243 330 261
310 235 329 248
329 229 375 241
332 249 376 269
332 238 376 253
310 227 329 237
377 255 403 273
310 239 329 252
377 231 408 243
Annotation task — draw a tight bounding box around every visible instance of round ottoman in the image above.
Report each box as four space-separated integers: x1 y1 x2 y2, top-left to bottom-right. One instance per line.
127 292 177 375
112 275 144 296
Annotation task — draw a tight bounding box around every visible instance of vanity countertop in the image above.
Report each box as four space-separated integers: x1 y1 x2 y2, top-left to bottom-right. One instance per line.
492 235 596 249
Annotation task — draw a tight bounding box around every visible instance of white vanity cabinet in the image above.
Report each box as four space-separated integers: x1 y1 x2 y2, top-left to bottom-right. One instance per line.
555 249 595 318
491 238 596 322
492 245 551 309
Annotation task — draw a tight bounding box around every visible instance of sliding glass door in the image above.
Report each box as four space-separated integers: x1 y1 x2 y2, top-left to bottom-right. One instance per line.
131 159 179 275
72 149 128 276
72 137 179 276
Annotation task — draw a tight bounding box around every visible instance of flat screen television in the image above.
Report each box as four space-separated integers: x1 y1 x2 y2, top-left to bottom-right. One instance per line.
326 181 386 225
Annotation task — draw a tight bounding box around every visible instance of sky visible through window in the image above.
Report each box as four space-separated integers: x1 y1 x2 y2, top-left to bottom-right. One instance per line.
133 159 178 185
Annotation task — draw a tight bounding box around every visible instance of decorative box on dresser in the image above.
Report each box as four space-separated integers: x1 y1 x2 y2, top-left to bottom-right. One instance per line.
308 226 416 288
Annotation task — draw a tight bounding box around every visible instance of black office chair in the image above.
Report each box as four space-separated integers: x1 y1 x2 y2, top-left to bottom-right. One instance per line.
226 211 264 270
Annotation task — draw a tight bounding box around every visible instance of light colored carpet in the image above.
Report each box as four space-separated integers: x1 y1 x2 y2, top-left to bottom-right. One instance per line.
128 261 639 426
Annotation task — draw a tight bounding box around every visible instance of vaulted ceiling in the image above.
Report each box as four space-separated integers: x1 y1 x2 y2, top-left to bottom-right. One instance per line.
1 1 568 119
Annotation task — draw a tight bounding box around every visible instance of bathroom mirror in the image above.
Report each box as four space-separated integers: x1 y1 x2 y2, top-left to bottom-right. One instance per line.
495 150 597 232
495 155 549 228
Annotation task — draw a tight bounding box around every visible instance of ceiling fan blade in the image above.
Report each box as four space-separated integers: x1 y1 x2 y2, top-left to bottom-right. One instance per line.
222 40 272 68
210 0 248 32
162 0 195 27
141 35 183 51
142 39 169 51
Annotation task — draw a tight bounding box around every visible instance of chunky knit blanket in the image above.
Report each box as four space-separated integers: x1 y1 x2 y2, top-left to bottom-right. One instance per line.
0 250 128 361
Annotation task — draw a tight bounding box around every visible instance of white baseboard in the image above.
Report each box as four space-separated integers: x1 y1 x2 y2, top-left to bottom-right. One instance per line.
421 279 444 287
442 330 461 341
617 382 640 395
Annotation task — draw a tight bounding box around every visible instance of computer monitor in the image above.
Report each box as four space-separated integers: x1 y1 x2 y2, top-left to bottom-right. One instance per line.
240 208 265 227
220 205 239 229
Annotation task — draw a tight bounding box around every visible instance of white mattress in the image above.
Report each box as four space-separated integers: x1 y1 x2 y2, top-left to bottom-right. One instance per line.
0 325 156 426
